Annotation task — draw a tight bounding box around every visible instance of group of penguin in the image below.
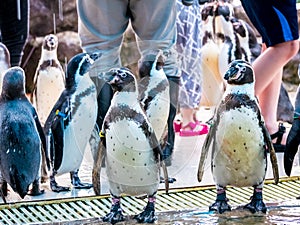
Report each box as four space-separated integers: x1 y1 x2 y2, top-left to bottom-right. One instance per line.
0 34 171 223
0 5 299 225
0 35 99 203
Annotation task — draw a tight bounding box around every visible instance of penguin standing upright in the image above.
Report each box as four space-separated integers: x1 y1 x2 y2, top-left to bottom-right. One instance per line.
31 34 65 126
197 60 279 214
93 68 168 224
0 67 46 201
0 42 11 91
138 50 170 140
44 53 97 192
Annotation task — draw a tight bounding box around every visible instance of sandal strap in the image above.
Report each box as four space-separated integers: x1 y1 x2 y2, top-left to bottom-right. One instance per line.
181 122 198 130
270 123 286 144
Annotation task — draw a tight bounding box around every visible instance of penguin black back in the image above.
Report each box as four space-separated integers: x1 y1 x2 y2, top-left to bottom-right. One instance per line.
0 67 45 199
138 51 165 79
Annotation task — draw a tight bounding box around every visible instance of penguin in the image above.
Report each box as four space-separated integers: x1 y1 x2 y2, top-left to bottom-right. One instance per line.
284 67 300 177
31 34 65 126
92 68 169 224
44 53 97 192
0 42 10 91
0 67 46 201
230 17 261 63
197 60 279 214
200 1 258 107
138 50 170 140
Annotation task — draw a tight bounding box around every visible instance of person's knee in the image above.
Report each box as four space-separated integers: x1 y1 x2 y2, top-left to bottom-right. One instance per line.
280 40 299 60
289 40 299 58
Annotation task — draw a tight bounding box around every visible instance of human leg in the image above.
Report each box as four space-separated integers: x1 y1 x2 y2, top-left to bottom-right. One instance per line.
253 40 299 146
131 0 179 165
176 1 208 136
77 0 130 129
240 0 299 148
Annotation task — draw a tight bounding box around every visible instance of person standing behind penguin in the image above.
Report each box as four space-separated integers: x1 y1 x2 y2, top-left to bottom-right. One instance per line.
174 0 209 139
0 0 29 67
77 0 191 167
239 0 299 152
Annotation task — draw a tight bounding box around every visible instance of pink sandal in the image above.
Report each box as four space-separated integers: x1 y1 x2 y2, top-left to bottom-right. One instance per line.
173 120 182 133
179 121 209 137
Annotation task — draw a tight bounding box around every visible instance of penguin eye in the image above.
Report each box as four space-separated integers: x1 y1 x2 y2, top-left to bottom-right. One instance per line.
119 71 127 79
241 67 246 73
84 55 94 64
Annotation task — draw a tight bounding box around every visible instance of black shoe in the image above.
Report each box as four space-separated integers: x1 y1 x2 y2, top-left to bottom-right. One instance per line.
162 142 173 166
270 123 286 153
182 0 194 6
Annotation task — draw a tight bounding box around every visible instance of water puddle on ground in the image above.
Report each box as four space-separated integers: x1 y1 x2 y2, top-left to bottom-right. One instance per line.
49 200 300 225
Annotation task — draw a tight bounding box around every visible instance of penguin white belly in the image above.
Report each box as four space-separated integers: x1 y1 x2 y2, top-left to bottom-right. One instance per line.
56 79 97 175
200 41 225 107
147 89 169 139
213 107 266 187
35 67 65 125
105 120 160 196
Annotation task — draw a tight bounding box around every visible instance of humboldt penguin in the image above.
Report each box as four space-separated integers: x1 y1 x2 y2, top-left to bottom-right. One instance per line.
31 34 65 126
284 82 300 177
93 68 168 224
138 50 170 141
0 67 46 201
0 42 10 91
197 60 279 214
44 53 97 192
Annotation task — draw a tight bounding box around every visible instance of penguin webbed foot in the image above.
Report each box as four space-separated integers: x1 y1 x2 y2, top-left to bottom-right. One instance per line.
133 201 156 223
50 177 70 192
209 192 231 214
244 191 266 213
28 179 45 196
0 181 8 197
70 171 93 189
0 181 7 203
102 203 125 224
160 176 176 184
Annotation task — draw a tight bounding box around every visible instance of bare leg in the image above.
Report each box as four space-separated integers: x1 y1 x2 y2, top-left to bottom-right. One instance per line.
253 40 299 144
181 108 195 128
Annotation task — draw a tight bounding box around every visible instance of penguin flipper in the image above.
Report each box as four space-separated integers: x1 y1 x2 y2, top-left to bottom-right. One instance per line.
149 131 169 193
160 160 169 194
197 124 214 182
284 119 300 176
33 108 50 170
261 122 279 184
92 135 105 195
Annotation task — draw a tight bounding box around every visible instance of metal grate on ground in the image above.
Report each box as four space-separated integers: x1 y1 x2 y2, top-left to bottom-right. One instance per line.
0 177 299 225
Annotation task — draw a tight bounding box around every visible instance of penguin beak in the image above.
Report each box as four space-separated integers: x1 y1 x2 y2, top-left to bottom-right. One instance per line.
224 66 238 81
99 70 116 83
89 52 101 61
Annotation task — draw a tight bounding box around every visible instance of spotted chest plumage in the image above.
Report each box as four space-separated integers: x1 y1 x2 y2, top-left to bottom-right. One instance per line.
104 103 160 196
212 93 267 187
